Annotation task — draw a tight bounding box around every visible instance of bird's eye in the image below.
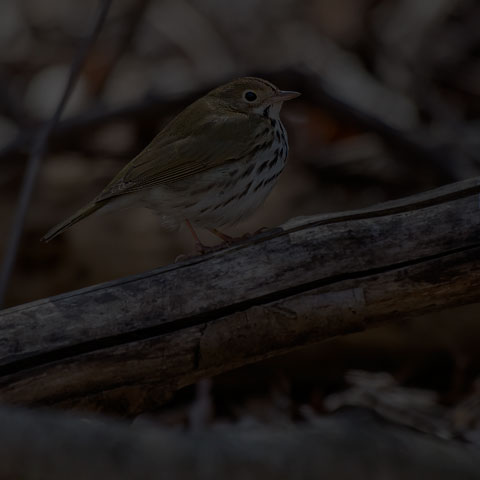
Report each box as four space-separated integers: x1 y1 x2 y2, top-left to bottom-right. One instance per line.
244 91 257 102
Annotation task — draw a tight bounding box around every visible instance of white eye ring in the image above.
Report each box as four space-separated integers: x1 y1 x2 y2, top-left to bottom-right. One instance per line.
244 91 257 102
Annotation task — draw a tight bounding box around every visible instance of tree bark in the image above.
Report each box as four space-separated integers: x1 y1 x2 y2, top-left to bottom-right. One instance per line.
1 176 480 413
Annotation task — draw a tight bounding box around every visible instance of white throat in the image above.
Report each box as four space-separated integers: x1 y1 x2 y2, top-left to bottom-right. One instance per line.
253 102 283 119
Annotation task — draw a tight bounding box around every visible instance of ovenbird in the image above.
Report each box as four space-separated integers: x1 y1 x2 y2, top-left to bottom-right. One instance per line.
43 77 300 251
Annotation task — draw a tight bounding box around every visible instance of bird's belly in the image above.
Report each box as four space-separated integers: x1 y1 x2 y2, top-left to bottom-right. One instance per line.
144 133 288 229
190 143 287 228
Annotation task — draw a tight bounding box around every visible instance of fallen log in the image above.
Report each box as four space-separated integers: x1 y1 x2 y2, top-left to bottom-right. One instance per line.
0 177 479 413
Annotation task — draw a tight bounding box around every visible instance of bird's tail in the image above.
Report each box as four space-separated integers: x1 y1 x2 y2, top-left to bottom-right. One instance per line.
41 201 105 242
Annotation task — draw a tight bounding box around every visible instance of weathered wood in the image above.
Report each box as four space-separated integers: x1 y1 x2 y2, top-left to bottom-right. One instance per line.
1 176 480 412
1 405 480 480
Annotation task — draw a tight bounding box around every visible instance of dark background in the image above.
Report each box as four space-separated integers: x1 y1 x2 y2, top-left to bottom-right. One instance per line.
1 0 479 443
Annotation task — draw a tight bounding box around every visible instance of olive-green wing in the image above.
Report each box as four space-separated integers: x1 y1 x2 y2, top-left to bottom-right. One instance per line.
96 112 259 201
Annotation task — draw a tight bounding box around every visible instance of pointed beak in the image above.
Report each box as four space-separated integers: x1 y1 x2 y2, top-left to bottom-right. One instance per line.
270 90 301 103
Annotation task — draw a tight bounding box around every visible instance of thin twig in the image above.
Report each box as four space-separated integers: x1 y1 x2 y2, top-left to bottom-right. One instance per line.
0 0 113 308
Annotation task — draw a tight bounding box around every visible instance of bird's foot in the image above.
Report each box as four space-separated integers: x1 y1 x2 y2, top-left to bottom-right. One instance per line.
239 227 270 240
208 228 235 245
209 227 271 244
195 241 226 255
209 227 270 245
182 221 273 260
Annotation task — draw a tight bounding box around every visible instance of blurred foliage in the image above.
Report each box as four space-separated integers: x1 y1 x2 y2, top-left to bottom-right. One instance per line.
0 0 479 447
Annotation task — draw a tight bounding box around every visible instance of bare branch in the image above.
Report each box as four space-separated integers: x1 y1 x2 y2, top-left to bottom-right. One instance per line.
0 0 113 308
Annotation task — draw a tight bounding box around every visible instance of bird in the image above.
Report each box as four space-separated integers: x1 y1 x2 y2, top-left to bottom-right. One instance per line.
42 77 300 252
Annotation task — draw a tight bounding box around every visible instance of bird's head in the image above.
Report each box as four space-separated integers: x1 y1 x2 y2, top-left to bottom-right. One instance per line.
207 77 300 119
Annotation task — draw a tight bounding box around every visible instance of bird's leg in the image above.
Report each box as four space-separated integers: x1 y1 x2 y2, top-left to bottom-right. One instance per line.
209 227 271 244
186 223 268 254
208 228 235 244
185 219 210 254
